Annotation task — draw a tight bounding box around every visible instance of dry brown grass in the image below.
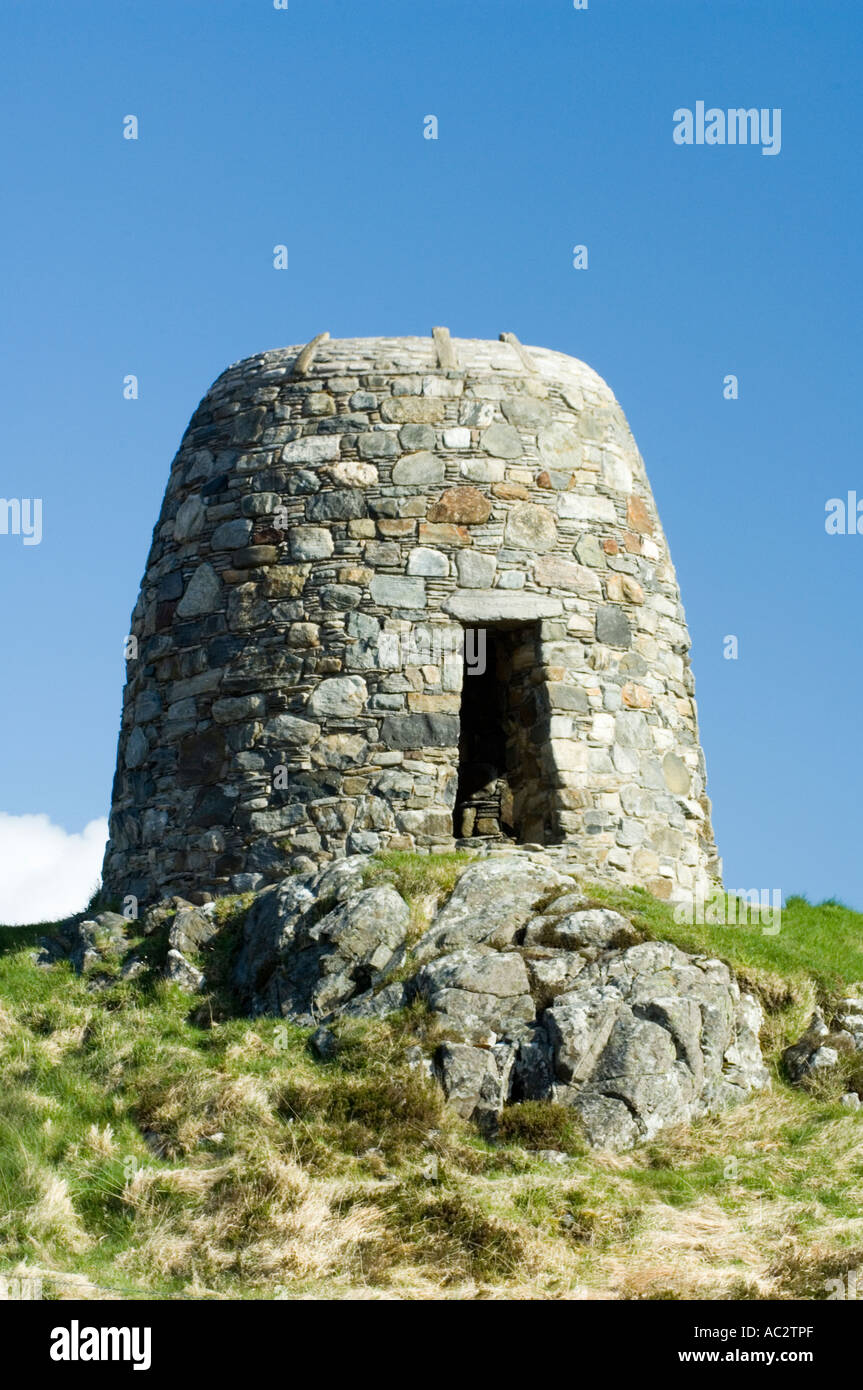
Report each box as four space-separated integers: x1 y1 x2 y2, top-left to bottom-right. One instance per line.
4 891 863 1300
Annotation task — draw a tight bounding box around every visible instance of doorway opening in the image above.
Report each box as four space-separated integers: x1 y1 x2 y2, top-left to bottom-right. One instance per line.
454 623 552 844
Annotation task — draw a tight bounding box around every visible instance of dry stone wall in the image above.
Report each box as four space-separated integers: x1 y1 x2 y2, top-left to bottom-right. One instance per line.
101 333 720 908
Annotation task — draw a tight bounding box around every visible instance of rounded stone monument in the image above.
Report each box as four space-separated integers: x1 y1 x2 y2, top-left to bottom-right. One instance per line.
101 331 720 907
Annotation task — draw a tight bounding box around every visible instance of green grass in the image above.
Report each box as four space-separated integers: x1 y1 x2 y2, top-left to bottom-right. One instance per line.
0 924 60 953
360 850 476 899
580 884 863 1007
0 920 473 1297
360 850 477 941
2 872 863 1298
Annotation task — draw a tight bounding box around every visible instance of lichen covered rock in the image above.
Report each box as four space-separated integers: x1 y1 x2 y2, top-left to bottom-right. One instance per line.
223 850 768 1148
783 1003 863 1088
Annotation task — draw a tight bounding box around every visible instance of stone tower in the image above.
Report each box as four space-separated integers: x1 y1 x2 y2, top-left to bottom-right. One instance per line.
101 332 720 908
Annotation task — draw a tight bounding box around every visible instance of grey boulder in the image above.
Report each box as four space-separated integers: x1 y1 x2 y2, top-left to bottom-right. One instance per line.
412 856 573 963
783 1007 863 1083
232 856 367 1004
233 859 409 1021
524 906 635 954
531 941 769 1150
168 906 219 955
413 948 534 1044
436 1041 517 1131
37 911 129 973
165 948 206 992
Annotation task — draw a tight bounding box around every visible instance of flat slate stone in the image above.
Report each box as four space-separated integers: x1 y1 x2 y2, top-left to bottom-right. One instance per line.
369 575 427 608
443 590 563 621
379 713 459 749
595 604 632 647
392 452 445 485
176 562 222 617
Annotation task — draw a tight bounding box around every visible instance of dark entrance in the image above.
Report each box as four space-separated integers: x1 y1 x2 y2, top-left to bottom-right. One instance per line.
454 623 551 844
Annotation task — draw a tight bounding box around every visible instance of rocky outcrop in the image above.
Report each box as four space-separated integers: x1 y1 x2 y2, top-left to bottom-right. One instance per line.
232 857 409 1021
42 850 769 1150
36 911 130 974
539 941 768 1148
231 851 769 1148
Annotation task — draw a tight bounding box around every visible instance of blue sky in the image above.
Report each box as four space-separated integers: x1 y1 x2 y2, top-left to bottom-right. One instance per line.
1 0 861 914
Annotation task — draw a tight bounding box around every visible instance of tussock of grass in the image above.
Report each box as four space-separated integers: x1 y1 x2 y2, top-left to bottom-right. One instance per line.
361 851 475 901
277 1039 448 1167
369 1181 528 1283
361 851 476 940
768 1241 863 1300
497 1102 584 1155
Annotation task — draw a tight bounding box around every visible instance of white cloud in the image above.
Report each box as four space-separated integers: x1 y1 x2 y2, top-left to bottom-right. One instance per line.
0 813 108 925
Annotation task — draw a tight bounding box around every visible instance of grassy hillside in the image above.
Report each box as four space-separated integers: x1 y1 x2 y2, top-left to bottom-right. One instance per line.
1 869 863 1300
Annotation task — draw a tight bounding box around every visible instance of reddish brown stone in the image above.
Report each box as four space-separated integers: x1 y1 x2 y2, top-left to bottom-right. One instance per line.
419 522 472 546
492 482 530 501
602 537 619 555
251 526 283 546
263 567 306 598
535 471 553 490
605 574 645 605
627 495 654 534
427 486 492 525
622 682 651 709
